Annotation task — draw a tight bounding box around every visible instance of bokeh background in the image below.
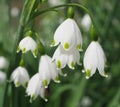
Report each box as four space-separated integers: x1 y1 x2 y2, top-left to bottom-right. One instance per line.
0 0 120 107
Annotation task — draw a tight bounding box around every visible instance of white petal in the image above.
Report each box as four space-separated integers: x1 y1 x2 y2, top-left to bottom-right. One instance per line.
45 55 60 83
54 18 76 50
83 42 98 77
26 73 44 101
81 14 92 31
0 56 9 69
39 56 51 87
19 36 37 57
73 20 83 51
95 42 107 77
11 66 29 87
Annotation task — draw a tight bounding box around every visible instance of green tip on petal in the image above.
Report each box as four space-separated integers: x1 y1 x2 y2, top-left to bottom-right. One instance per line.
33 49 37 58
104 71 108 78
15 81 20 87
57 60 61 69
44 97 48 102
76 44 82 51
22 48 26 53
43 80 48 88
17 46 20 53
54 76 60 83
70 61 75 69
82 69 85 73
64 42 69 50
50 40 56 47
30 94 34 103
24 81 28 88
61 70 67 77
86 69 91 79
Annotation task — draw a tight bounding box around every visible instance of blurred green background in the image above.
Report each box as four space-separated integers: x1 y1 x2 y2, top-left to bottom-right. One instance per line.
0 0 120 107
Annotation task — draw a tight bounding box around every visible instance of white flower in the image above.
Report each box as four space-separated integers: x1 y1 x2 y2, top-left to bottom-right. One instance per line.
10 7 19 18
0 71 6 84
0 56 9 69
11 66 29 87
51 18 83 51
52 45 81 70
83 41 108 79
81 14 92 31
49 0 64 6
39 55 64 88
17 36 37 58
26 73 48 102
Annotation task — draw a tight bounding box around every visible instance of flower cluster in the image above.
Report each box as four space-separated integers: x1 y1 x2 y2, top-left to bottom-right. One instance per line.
51 18 82 69
10 14 108 102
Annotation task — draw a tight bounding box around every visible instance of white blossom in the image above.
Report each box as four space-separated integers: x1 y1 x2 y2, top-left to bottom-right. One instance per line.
10 7 20 18
49 0 64 6
0 71 6 84
17 36 37 58
81 14 92 31
26 73 48 102
39 55 63 88
51 18 83 51
52 45 81 70
11 66 29 87
0 56 9 69
83 41 108 79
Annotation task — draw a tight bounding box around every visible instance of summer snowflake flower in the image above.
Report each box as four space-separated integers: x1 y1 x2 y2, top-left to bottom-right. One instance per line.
51 18 83 51
39 55 64 88
26 73 48 102
81 14 91 31
11 66 30 87
52 45 81 70
0 71 6 84
17 36 37 58
83 41 108 79
0 56 9 69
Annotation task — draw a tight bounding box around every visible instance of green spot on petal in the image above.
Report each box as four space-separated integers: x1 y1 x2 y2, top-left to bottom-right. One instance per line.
24 81 28 88
43 80 48 88
86 69 91 79
30 94 34 103
70 61 75 69
104 71 108 78
22 48 26 53
15 81 20 87
17 46 20 53
57 60 61 69
51 40 56 46
55 76 60 83
64 42 69 49
33 49 37 58
77 44 81 50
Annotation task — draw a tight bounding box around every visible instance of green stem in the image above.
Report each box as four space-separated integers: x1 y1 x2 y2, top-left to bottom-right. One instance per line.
31 3 98 33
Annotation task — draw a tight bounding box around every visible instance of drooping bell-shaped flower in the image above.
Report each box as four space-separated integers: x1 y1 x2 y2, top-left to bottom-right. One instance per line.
83 41 108 79
81 14 92 31
0 56 9 69
26 73 48 102
11 66 30 87
17 36 37 58
39 55 63 88
51 18 83 51
52 45 81 70
0 71 6 84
